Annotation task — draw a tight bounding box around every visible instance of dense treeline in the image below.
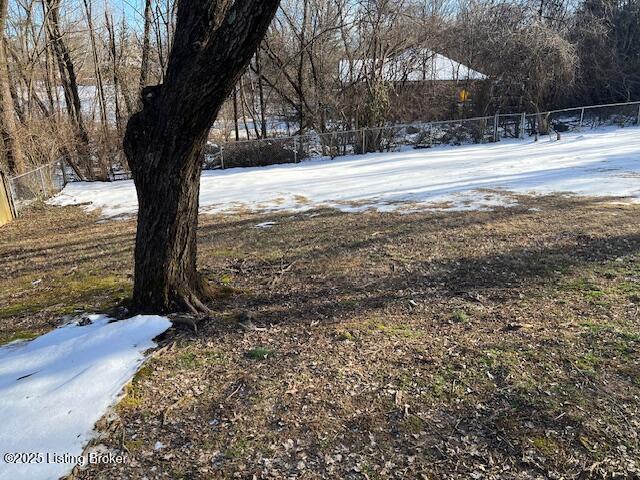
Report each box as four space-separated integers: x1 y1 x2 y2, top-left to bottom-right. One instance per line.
0 0 638 177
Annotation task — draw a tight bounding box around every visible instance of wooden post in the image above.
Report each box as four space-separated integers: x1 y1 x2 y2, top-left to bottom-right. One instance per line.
493 114 499 142
220 147 225 170
579 107 585 129
520 113 526 139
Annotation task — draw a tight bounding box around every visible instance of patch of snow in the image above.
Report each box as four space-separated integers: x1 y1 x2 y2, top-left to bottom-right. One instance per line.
0 315 171 480
254 221 277 229
423 190 519 212
154 441 165 451
49 127 640 217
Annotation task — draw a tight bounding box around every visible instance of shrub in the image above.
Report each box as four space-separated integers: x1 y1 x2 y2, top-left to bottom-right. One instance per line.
221 140 296 168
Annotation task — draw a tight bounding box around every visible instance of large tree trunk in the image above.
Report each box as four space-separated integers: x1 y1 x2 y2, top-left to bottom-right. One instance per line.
128 132 209 313
124 0 280 314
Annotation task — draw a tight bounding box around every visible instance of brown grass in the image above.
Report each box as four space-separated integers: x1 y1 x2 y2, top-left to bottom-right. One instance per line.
0 195 639 479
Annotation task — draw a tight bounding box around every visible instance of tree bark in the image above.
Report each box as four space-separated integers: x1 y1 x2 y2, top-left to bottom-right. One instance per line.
124 0 280 313
0 0 25 173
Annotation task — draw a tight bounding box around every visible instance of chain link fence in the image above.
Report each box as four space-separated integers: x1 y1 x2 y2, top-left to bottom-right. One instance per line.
205 101 640 170
8 160 68 213
8 100 640 213
524 102 640 137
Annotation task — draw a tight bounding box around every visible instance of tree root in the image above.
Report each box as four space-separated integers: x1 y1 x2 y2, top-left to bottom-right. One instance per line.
131 272 216 316
170 273 215 322
175 291 212 316
169 315 199 334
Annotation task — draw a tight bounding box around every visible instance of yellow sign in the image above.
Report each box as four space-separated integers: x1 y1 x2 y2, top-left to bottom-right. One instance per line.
458 89 470 103
0 173 14 226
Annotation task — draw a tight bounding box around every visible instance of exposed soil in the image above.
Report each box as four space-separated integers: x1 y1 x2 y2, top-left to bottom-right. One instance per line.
0 194 639 479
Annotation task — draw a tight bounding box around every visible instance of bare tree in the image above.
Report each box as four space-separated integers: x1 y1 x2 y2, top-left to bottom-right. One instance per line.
260 0 348 134
448 0 576 114
0 0 630 182
104 11 123 134
0 0 25 173
44 0 91 179
139 0 153 94
572 0 640 104
82 0 108 130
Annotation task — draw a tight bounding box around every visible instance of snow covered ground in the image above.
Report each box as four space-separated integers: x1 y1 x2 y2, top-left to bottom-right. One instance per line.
0 315 171 480
50 127 640 217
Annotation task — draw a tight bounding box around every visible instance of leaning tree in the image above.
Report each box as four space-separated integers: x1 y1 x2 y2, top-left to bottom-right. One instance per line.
124 0 281 313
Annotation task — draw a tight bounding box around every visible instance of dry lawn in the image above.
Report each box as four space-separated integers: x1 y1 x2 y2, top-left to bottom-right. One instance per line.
0 194 639 479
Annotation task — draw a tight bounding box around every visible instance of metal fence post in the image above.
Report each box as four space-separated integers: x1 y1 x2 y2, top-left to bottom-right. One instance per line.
429 123 434 147
493 114 499 142
362 128 366 154
520 113 526 139
8 178 18 217
293 136 298 163
637 103 640 126
579 107 585 129
39 167 47 197
220 147 225 170
332 131 337 158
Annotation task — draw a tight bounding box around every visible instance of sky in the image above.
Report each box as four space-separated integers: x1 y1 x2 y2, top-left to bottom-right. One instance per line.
111 0 147 24
7 0 149 33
